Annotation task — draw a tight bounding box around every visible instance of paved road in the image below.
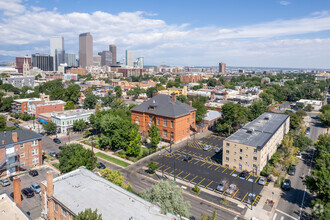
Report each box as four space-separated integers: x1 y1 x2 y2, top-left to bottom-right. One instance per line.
42 133 83 154
274 112 324 220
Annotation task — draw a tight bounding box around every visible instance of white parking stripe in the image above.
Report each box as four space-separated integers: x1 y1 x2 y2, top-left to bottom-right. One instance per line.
272 213 277 220
275 209 298 220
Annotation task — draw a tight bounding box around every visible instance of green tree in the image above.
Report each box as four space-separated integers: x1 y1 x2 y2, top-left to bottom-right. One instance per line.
0 97 14 112
293 132 312 152
0 115 6 131
281 136 299 168
192 101 207 123
84 94 98 109
114 86 122 98
319 110 330 133
64 101 75 110
320 104 330 113
101 94 115 107
296 109 307 118
74 208 102 220
177 95 188 103
221 102 250 134
140 180 190 217
126 129 141 157
287 112 302 130
146 87 157 98
305 104 314 112
201 213 208 220
59 143 97 173
248 100 268 120
42 121 57 134
64 84 81 103
304 134 330 220
73 119 87 132
100 168 132 190
211 210 217 220
147 161 158 174
148 124 161 148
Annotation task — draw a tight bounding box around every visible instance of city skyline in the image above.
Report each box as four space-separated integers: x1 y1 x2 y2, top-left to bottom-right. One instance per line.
1 0 330 68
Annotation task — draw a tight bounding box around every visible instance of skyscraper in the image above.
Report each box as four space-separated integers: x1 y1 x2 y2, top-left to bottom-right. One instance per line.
50 36 64 71
219 62 226 74
65 53 78 67
125 50 134 67
136 57 144 69
101 51 112 66
79 32 93 69
32 54 53 71
109 44 117 66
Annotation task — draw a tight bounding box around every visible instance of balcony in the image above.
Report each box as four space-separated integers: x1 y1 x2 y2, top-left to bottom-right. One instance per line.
7 161 19 169
6 152 18 158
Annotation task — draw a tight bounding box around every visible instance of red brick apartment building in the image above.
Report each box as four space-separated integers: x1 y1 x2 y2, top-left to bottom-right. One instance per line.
0 130 43 177
131 93 196 143
180 74 203 83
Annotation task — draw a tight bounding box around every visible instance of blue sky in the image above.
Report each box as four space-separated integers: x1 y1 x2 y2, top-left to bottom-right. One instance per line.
1 0 330 68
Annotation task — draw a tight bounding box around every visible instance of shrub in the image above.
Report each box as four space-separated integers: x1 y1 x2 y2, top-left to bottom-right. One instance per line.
147 161 158 174
220 199 230 205
192 184 201 194
141 148 149 157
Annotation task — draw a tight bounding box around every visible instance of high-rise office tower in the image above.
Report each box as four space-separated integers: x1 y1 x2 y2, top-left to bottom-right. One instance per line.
101 51 112 66
125 50 134 67
50 36 65 71
219 62 226 74
79 32 93 69
109 44 116 66
32 54 53 71
65 53 78 67
136 57 144 69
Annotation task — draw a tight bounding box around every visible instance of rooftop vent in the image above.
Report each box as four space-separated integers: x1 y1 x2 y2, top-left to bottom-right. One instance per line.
247 128 254 134
264 114 271 120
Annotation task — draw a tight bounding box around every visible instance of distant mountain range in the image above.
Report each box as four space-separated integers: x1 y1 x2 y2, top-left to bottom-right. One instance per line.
0 55 15 65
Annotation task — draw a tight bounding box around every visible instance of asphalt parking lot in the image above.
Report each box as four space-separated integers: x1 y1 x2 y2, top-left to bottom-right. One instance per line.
0 166 60 219
154 135 265 206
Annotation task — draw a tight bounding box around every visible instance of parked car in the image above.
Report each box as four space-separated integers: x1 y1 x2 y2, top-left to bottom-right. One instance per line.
30 183 41 194
29 170 38 177
203 145 212 151
21 188 34 198
49 151 57 157
288 165 296 176
98 162 106 169
305 127 310 135
183 155 192 161
239 171 248 179
0 178 10 187
258 177 267 185
282 179 291 191
226 184 237 195
216 180 228 192
14 123 20 128
53 138 61 144
214 147 221 153
296 152 302 159
10 192 23 201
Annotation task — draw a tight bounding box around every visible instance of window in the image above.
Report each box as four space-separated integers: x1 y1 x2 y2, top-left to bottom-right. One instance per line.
240 149 243 153
157 118 160 125
253 149 257 153
54 203 58 212
171 132 174 139
164 119 167 127
20 161 25 167
225 150 229 154
239 156 242 160
62 122 64 125
253 164 257 169
225 157 229 161
20 144 24 148
32 140 38 146
62 209 67 217
20 152 25 158
253 156 257 161
171 121 173 128
32 157 39 164
32 148 38 156
226 143 230 147
163 130 167 137
149 116 152 123
245 154 248 158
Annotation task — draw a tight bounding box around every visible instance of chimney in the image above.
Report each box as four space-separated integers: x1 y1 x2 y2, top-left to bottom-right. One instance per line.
171 92 176 103
12 132 18 142
13 176 21 207
46 171 54 197
152 90 157 97
189 100 192 107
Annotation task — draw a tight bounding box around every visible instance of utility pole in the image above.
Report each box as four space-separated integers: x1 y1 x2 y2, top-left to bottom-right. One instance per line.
251 166 256 210
92 136 94 170
162 153 164 178
174 153 176 182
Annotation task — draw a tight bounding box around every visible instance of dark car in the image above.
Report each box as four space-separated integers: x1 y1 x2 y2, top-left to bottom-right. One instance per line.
49 151 57 157
21 188 34 198
239 171 248 179
305 127 310 135
29 170 38 177
282 179 291 191
14 123 20 128
288 165 296 176
183 155 192 161
10 192 23 201
53 138 61 144
98 162 106 169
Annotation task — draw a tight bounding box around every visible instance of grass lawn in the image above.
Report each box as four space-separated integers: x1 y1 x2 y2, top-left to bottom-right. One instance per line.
96 152 130 168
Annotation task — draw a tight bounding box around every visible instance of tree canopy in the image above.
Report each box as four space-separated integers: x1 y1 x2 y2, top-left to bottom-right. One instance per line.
192 101 207 123
148 124 161 148
84 94 98 109
74 209 102 220
64 101 75 110
42 121 57 134
140 180 190 217
99 168 132 191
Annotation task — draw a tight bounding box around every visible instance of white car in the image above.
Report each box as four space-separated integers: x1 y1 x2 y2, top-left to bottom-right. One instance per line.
258 177 267 185
203 145 212 151
296 152 302 159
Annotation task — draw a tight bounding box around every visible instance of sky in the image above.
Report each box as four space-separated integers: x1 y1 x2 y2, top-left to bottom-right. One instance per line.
1 0 330 68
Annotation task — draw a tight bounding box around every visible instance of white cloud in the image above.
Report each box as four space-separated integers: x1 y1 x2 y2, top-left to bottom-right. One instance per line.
280 1 291 6
0 0 330 68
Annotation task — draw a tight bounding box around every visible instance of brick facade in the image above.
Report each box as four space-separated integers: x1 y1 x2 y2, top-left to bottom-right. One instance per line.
35 103 64 118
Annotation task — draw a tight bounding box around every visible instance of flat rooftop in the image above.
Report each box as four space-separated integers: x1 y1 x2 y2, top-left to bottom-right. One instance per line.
44 168 178 219
51 109 95 119
225 112 289 149
0 193 31 220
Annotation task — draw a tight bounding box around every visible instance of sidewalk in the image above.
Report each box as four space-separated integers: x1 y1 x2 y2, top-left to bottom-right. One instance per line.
244 182 283 220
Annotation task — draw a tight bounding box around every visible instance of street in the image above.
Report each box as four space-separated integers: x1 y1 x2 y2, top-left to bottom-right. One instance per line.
273 112 325 220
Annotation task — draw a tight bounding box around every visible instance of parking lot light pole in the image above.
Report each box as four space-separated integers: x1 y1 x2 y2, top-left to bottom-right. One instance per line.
174 153 176 182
